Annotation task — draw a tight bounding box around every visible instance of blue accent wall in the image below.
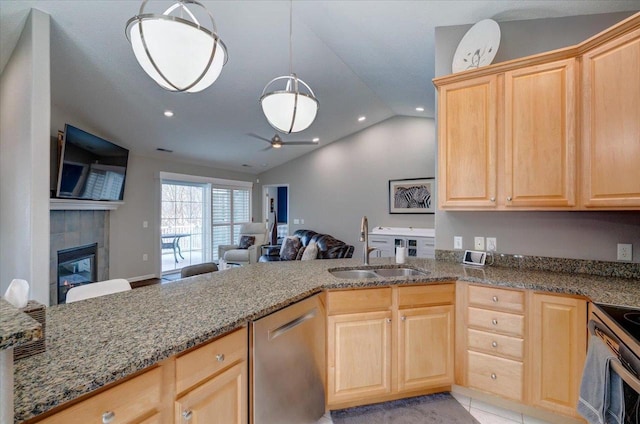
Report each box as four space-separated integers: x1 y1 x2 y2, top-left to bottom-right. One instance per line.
277 186 288 223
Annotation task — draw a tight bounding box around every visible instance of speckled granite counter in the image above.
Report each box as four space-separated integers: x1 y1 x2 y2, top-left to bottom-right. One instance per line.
13 257 640 422
0 299 42 351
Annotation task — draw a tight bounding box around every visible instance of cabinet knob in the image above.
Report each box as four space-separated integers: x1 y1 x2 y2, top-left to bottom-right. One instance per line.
507 196 512 201
491 373 497 380
386 318 392 323
216 353 225 362
102 411 115 424
492 319 498 325
492 296 498 302
490 197 495 202
182 410 193 421
401 316 406 321
492 341 498 348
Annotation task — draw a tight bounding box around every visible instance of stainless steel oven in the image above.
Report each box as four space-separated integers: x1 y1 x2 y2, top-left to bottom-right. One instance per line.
591 304 640 423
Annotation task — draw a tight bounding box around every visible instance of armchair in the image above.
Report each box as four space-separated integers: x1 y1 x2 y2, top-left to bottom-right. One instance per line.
218 223 268 266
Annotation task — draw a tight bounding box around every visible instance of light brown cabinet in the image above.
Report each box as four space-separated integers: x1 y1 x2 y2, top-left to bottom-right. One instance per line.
435 12 640 211
456 282 587 418
581 26 640 208
437 75 498 209
436 59 576 210
326 284 454 408
529 293 587 417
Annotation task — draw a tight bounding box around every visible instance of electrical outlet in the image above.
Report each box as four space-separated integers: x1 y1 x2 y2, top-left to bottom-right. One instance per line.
454 236 463 250
143 221 148 228
142 253 148 261
474 236 485 251
617 243 633 261
486 237 497 252
293 219 300 224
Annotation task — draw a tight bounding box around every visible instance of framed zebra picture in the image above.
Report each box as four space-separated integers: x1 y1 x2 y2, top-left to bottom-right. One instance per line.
389 178 435 214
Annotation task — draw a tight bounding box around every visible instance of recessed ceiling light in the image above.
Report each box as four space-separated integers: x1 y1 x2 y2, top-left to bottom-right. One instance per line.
262 163 268 167
415 107 425 112
312 138 320 142
164 110 174 117
358 116 366 122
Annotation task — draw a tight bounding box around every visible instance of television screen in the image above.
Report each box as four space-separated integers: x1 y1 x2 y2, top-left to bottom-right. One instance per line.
56 124 129 201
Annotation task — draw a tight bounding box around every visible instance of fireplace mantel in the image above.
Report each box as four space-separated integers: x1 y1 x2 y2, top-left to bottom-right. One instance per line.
49 199 124 211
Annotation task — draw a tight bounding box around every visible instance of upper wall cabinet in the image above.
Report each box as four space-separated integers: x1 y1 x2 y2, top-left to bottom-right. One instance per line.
582 26 640 208
434 12 640 211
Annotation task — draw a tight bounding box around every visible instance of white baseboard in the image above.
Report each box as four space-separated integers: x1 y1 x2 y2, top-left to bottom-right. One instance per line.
127 274 157 283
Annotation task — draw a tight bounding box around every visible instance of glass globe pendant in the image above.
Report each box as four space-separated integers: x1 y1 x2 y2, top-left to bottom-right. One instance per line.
125 0 228 93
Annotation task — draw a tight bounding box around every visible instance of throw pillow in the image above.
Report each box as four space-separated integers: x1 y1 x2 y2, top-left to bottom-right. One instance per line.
301 241 318 261
280 236 302 260
296 246 306 260
238 235 255 249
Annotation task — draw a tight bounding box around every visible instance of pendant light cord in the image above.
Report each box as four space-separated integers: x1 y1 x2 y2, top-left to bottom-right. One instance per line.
289 0 293 75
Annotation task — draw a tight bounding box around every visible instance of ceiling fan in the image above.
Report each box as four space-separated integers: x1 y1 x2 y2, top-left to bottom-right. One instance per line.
249 133 318 151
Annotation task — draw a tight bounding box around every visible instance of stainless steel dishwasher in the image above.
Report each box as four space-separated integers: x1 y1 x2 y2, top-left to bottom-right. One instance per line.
252 294 325 424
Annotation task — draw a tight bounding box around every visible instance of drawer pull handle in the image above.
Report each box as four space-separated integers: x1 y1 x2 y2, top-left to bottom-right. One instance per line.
216 353 225 362
491 373 497 380
491 341 498 348
102 411 115 424
492 319 498 325
182 410 193 421
492 296 498 302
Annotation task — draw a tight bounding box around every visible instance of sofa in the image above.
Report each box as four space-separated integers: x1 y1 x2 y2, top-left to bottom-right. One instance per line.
259 229 354 262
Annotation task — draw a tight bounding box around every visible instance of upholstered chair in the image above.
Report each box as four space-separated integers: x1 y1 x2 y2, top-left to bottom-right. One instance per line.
218 223 268 266
180 262 218 278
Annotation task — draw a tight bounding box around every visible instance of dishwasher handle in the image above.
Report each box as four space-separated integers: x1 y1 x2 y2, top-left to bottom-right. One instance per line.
268 308 318 341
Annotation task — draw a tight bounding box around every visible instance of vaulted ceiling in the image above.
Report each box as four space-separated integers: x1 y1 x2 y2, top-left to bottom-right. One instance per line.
1 1 638 173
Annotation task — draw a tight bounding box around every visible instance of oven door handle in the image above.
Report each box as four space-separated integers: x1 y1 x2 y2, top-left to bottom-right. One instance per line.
589 319 640 393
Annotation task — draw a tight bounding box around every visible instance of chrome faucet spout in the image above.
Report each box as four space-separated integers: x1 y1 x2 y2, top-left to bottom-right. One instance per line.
360 216 370 265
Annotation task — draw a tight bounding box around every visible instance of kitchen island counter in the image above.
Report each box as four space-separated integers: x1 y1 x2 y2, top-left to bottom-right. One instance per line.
13 257 640 422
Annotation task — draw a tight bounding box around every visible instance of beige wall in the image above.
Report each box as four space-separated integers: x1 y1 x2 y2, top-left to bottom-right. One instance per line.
0 9 51 303
256 116 436 258
434 11 640 262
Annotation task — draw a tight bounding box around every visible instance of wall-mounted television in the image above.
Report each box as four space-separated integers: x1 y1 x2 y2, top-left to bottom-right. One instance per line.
56 124 129 201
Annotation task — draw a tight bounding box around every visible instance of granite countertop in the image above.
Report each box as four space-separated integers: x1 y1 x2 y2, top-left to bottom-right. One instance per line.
0 299 42 351
13 257 640 422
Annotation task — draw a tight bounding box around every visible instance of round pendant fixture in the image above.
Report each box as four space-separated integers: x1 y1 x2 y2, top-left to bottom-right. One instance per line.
125 0 228 93
260 74 319 134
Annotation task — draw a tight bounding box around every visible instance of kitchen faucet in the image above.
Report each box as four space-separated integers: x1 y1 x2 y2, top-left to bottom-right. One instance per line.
360 216 375 265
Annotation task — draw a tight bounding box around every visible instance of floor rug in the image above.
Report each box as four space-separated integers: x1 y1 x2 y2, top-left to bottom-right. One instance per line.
331 393 480 424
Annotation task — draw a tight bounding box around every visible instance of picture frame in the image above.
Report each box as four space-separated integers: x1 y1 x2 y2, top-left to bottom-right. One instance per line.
389 178 435 214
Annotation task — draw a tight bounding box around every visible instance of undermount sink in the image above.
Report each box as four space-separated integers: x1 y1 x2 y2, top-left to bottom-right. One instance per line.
329 267 430 279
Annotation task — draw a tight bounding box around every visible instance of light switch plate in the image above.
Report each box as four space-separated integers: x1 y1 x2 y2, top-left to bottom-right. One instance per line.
454 236 463 250
474 237 485 251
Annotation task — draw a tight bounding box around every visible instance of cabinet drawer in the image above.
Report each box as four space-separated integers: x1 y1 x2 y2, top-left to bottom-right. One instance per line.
468 307 524 337
38 367 162 424
327 288 392 315
397 284 454 308
176 328 247 394
468 285 524 313
468 351 523 401
467 328 524 360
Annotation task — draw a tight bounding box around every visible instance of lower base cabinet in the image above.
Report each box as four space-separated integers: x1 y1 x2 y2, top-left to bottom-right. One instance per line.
175 362 247 424
327 284 455 408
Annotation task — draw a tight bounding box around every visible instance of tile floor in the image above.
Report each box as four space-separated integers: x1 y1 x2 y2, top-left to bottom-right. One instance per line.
317 394 555 424
450 392 553 424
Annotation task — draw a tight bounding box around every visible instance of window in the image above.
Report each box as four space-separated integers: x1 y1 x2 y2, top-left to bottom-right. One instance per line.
160 173 253 273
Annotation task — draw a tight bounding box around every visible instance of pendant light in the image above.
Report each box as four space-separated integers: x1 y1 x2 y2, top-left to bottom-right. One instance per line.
260 1 319 133
125 0 228 93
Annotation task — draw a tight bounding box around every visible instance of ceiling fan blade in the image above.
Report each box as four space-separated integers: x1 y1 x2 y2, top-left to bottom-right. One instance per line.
260 145 273 152
248 133 273 143
281 141 318 146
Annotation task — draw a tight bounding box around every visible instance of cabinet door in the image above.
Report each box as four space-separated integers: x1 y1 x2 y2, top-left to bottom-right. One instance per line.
175 362 247 424
582 27 640 208
437 75 498 209
504 59 577 208
327 311 392 405
529 294 587 417
397 305 453 392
